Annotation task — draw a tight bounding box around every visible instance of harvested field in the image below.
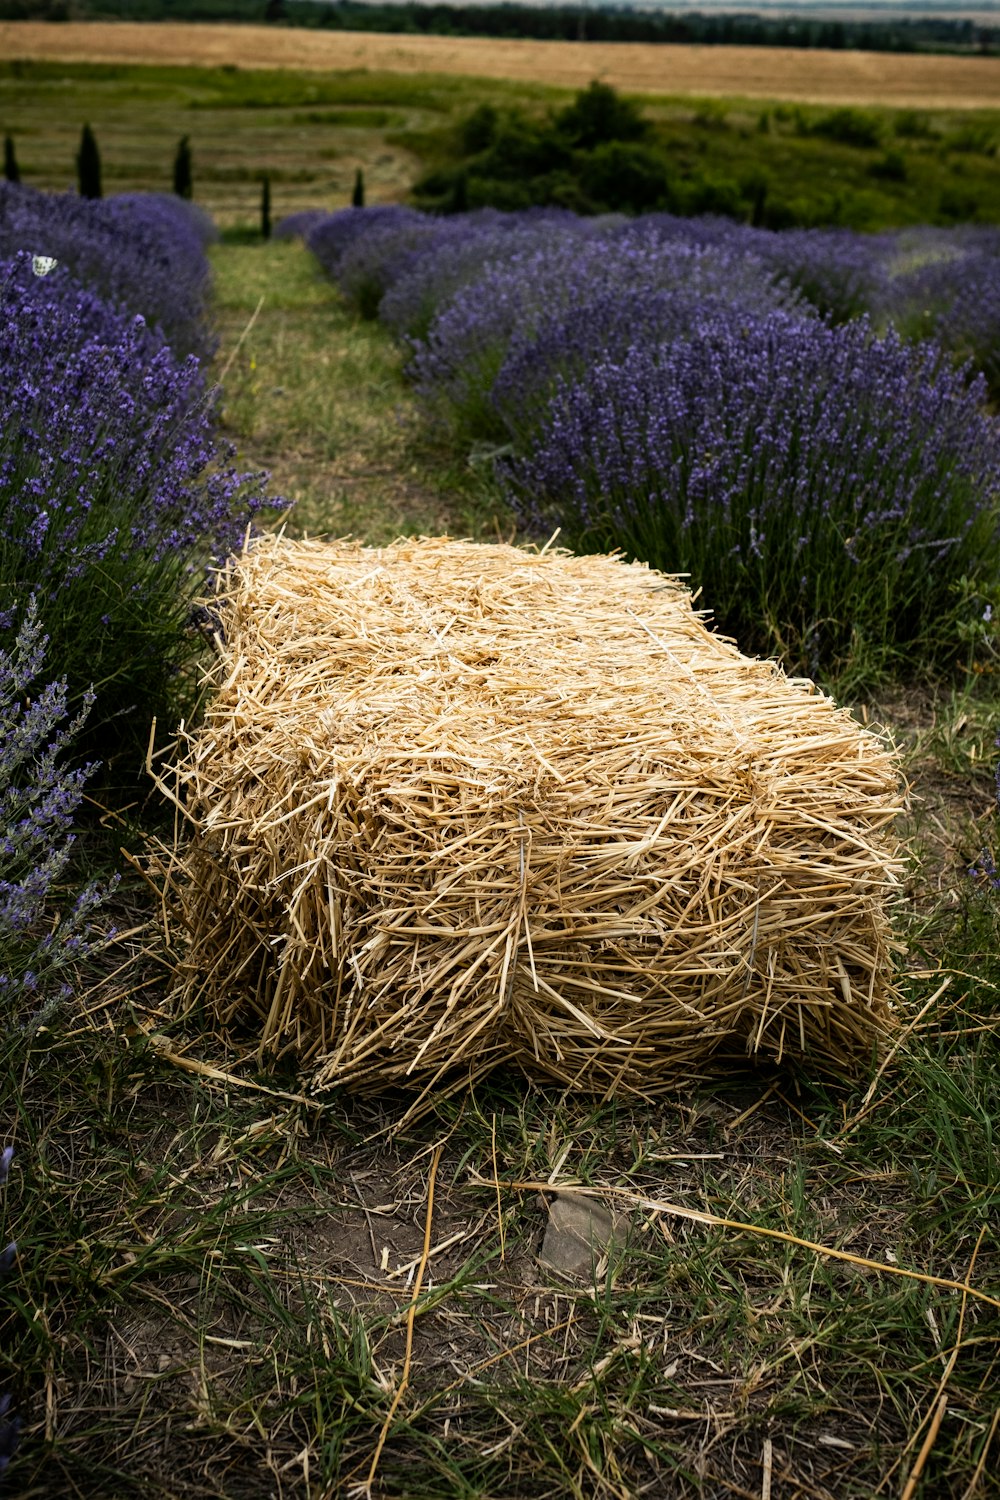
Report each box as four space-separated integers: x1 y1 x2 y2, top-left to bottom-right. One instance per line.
4 19 1000 108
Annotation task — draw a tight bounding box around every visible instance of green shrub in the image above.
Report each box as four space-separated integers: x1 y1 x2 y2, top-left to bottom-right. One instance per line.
579 140 673 214
811 108 883 149
555 80 648 150
870 151 907 182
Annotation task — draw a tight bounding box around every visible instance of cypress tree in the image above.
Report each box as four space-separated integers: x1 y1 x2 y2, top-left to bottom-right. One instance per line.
76 123 102 200
351 167 365 208
173 135 193 199
260 174 272 240
3 135 19 184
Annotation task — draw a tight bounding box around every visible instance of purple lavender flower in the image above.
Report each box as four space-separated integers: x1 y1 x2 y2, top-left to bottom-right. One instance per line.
273 208 330 242
747 225 894 324
0 598 111 1020
307 205 426 284
0 249 286 769
408 219 803 441
0 182 215 360
503 310 1000 674
886 227 1000 397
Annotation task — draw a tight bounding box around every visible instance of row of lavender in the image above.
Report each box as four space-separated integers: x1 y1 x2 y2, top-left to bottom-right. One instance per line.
0 176 286 1011
0 184 283 1466
303 205 1000 682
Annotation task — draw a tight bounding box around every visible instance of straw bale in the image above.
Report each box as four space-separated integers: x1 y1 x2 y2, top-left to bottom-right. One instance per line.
156 533 904 1103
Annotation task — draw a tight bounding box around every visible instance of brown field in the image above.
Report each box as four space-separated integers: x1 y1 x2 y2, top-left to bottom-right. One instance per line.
3 18 1000 108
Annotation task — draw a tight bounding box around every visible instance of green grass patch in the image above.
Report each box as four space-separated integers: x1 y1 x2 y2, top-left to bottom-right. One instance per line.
209 239 502 542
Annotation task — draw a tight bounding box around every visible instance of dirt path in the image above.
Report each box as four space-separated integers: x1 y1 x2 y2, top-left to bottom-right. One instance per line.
4 19 1000 108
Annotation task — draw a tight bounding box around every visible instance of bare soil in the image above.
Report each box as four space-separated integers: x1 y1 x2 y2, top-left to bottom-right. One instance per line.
4 19 1000 108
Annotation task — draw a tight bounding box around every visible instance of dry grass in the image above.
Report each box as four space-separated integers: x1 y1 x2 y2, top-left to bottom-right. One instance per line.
5 19 1000 109
152 534 903 1112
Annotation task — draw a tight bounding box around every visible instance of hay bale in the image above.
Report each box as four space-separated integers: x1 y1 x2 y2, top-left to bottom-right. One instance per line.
156 534 903 1103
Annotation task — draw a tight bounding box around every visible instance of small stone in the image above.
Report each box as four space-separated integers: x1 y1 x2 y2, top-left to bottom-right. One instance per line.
539 1191 620 1278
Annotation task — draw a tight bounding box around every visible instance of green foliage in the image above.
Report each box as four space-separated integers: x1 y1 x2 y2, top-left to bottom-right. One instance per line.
260 172 271 238
870 150 908 182
893 110 937 141
411 82 1000 230
351 165 365 208
810 108 884 149
459 102 499 154
578 140 673 215
555 78 648 150
75 122 101 200
416 84 669 217
944 122 998 154
2 134 17 185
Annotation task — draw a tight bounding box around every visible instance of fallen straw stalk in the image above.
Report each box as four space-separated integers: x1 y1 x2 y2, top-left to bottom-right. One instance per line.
154 534 904 1099
498 1179 1000 1316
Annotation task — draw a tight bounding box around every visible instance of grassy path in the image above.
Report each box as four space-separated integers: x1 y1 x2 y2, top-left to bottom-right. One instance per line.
210 239 499 544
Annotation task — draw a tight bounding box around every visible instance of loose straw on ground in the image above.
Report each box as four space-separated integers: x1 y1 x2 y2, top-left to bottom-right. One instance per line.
362 1142 443 1498
152 534 904 1102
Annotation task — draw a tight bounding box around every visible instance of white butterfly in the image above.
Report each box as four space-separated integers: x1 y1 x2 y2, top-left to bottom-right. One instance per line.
31 255 58 277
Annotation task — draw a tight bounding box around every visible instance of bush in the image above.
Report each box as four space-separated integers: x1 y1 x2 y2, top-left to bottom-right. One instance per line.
408 219 800 442
414 83 659 216
751 225 892 322
0 182 216 360
555 80 649 150
870 151 907 182
272 207 329 241
886 230 1000 396
0 252 284 777
810 108 883 149
502 311 1000 683
578 141 673 215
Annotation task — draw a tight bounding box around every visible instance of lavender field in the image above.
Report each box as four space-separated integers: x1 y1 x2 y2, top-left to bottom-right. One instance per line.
1 179 999 1497
305 203 1000 687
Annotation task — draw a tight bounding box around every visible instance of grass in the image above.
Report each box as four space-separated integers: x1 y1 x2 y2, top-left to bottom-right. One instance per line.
4 57 1000 229
0 58 555 228
210 238 501 541
2 239 1000 1499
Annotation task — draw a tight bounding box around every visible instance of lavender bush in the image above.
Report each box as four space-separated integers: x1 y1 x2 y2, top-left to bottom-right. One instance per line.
0 251 284 776
0 183 215 361
886 228 1000 397
750 226 893 324
408 223 803 443
503 310 1000 680
306 205 426 285
379 210 589 342
273 208 330 242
